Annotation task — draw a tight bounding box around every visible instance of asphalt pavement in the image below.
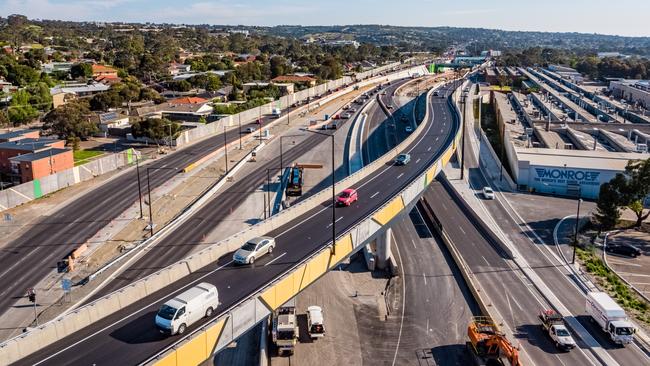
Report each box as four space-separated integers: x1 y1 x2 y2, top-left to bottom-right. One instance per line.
15 82 458 365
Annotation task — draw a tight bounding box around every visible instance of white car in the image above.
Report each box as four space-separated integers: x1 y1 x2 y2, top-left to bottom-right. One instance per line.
233 236 276 264
482 186 495 200
405 126 413 133
245 127 257 133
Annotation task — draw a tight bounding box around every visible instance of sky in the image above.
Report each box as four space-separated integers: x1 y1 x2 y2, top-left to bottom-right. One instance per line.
1 0 649 37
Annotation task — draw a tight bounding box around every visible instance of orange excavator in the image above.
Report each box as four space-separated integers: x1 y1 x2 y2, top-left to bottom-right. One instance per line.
467 316 522 366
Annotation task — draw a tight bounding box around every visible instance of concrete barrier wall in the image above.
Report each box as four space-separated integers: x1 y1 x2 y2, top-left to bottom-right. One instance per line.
0 149 138 212
144 82 458 366
0 69 432 366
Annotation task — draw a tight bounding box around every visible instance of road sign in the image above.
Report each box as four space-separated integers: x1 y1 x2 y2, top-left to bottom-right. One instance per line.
62 279 72 293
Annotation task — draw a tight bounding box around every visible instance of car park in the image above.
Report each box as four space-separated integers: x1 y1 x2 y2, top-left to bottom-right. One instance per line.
395 153 411 165
233 236 276 264
482 186 495 200
606 243 642 258
336 188 358 206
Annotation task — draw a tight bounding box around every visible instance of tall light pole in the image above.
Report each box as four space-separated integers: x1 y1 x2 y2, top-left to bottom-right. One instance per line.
223 125 229 174
238 113 242 150
135 155 143 219
304 129 337 255
572 197 583 264
460 92 467 180
146 168 154 237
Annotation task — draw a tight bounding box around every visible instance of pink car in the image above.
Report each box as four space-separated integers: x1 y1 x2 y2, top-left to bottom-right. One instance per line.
337 188 358 206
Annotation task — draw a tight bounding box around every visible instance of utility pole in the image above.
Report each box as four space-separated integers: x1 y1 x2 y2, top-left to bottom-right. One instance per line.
136 156 143 219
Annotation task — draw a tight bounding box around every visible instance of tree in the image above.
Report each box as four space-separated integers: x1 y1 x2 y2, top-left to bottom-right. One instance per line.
130 118 181 146
620 159 650 227
8 89 39 125
42 100 97 141
595 179 623 231
70 63 92 79
0 111 10 127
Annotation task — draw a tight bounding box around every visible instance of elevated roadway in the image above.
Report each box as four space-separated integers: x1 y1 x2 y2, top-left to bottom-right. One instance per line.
10 81 460 365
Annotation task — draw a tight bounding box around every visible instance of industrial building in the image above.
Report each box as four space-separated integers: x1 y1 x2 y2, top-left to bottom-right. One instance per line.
487 68 650 199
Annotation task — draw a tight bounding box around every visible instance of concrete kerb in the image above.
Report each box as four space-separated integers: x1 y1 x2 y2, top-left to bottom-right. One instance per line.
0 68 434 364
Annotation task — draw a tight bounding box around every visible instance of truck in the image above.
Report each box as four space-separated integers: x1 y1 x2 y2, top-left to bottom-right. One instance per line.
585 291 636 345
272 298 299 355
539 309 576 351
154 282 219 336
307 305 325 339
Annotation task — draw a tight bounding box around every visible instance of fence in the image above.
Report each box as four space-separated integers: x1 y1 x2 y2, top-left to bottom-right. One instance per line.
0 149 138 212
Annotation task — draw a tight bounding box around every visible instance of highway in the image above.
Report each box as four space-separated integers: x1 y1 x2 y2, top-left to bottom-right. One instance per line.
16 81 458 365
0 106 289 316
459 79 650 365
85 80 411 301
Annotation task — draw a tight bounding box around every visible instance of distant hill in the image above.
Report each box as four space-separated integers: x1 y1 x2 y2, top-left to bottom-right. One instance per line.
263 25 650 56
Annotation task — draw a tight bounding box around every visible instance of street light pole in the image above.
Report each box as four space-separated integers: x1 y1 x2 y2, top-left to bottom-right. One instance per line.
304 129 336 255
223 125 229 174
146 168 154 237
238 114 242 150
572 197 583 264
267 168 271 218
460 93 467 181
136 156 143 219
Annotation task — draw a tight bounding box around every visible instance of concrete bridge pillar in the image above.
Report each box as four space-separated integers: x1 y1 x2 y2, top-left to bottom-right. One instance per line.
376 227 393 270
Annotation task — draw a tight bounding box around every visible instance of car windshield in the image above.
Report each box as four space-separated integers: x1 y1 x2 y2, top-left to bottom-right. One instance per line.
241 242 257 251
556 328 570 337
616 327 634 336
157 305 177 320
339 192 350 198
399 155 407 160
485 188 493 193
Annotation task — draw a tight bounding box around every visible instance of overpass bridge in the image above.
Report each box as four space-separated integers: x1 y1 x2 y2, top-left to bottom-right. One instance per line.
1 79 463 366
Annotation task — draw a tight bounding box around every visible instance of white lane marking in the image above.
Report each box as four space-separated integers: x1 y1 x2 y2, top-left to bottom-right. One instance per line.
415 158 421 164
32 260 234 366
481 255 489 266
370 191 380 199
265 252 286 267
459 226 466 235
411 239 417 249
335 216 344 223
422 272 427 285
397 173 404 179
427 147 432 152
426 318 430 334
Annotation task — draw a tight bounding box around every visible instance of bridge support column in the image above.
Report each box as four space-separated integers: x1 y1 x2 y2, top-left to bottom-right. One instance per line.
376 227 393 270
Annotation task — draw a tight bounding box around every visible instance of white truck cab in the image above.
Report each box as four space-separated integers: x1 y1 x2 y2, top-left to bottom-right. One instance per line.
155 282 219 336
586 292 636 345
307 305 325 339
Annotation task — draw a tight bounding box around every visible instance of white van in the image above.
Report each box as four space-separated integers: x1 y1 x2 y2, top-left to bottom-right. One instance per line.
155 282 219 335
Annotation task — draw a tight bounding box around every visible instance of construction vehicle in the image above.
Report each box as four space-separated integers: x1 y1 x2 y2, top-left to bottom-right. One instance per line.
539 309 576 351
467 316 521 366
272 298 299 355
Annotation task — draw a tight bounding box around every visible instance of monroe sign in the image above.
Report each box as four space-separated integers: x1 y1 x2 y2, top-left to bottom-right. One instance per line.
533 168 601 186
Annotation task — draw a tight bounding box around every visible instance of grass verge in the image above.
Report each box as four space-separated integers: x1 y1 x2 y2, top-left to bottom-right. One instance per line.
73 150 104 166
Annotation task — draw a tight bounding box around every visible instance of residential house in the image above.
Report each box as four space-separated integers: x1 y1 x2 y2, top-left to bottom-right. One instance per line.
95 75 122 86
9 148 73 184
90 111 131 135
0 78 17 94
135 102 213 122
41 62 74 74
168 96 209 105
0 136 69 183
168 62 191 75
50 83 110 107
91 64 119 79
0 129 41 143
270 75 317 87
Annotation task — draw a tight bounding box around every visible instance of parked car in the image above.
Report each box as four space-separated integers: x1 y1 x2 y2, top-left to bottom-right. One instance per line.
233 236 276 264
405 126 413 133
336 188 358 206
482 186 495 200
606 243 642 258
395 153 411 166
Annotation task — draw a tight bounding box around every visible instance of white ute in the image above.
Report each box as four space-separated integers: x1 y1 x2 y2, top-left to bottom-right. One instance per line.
307 305 325 339
539 309 576 351
155 282 219 335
